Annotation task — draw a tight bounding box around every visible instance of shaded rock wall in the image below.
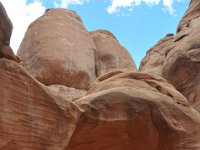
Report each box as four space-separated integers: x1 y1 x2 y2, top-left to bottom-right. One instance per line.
140 0 200 113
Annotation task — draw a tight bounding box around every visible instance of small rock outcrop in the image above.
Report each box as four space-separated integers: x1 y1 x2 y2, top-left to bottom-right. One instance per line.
139 33 174 76
91 30 136 76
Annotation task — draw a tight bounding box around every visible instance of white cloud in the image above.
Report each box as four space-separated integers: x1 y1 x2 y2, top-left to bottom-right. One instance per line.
107 0 184 15
1 0 45 53
54 0 89 8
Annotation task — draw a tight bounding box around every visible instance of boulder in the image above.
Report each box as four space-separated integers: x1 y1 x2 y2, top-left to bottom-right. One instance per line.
17 8 96 90
67 70 200 150
91 30 136 76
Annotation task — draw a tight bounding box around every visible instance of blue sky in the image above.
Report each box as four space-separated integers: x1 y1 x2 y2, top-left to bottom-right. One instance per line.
2 0 190 67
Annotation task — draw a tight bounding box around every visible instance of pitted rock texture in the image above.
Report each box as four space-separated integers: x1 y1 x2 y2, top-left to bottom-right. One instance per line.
91 30 136 76
67 70 200 150
17 8 96 90
139 33 174 76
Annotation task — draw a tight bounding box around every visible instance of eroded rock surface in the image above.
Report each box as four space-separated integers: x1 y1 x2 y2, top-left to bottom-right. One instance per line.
0 59 80 150
17 8 96 90
177 0 200 32
47 85 87 102
162 0 200 112
91 30 136 76
0 1 200 150
17 9 136 91
139 0 200 113
68 70 200 150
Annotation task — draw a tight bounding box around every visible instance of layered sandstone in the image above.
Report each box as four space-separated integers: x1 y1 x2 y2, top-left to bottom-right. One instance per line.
2 57 200 149
0 58 80 150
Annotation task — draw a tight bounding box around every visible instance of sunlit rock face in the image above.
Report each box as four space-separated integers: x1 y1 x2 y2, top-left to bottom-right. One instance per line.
0 1 200 150
17 9 136 91
17 8 97 90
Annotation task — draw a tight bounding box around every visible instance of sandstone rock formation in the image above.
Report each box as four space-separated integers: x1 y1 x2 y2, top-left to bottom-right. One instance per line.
17 9 136 91
0 2 19 62
1 0 200 150
1 58 200 149
17 8 96 90
91 30 136 76
0 58 80 150
68 70 200 150
47 85 87 102
140 0 200 113
177 0 200 32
